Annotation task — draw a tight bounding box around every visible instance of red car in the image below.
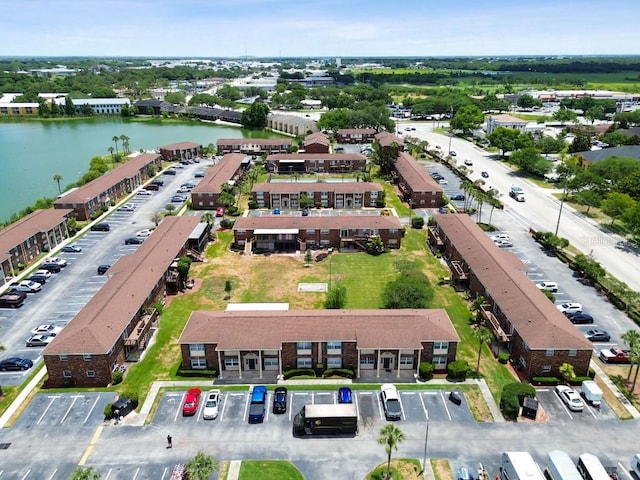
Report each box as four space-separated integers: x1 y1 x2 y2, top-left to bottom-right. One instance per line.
182 388 202 416
215 207 225 217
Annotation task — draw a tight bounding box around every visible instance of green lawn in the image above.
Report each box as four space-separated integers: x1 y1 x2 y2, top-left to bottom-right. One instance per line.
238 460 304 480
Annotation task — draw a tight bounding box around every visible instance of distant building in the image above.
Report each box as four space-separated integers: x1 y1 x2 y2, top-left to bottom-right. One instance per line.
302 132 330 154
53 97 130 115
159 142 202 162
216 138 292 155
0 209 73 280
0 103 39 116
486 114 528 135
337 129 376 144
53 153 162 221
267 113 318 136
575 145 640 168
266 153 367 174
252 181 383 209
374 131 405 152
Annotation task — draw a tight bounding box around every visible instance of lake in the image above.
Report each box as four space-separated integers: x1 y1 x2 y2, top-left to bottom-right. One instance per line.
0 117 281 222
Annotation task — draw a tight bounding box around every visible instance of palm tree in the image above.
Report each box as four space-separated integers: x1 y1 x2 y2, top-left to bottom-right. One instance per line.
471 326 493 373
201 212 214 225
53 174 63 194
70 466 100 480
377 423 405 480
486 188 502 225
630 343 640 394
112 135 120 155
622 330 640 382
120 134 130 154
470 295 486 324
151 211 164 226
108 146 115 160
185 451 218 480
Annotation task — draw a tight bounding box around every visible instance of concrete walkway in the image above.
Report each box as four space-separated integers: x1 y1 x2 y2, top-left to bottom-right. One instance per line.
227 460 241 480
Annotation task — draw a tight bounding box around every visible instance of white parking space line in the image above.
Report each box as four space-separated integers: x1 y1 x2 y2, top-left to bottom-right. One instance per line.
440 391 452 420
46 469 58 480
19 469 30 480
399 393 408 421
354 392 360 417
61 394 83 424
84 396 100 424
161 467 169 480
104 468 113 480
618 463 633 480
243 393 250 421
132 467 140 479
219 393 239 422
584 403 598 419
37 396 60 425
419 392 429 419
264 392 271 422
554 391 574 419
174 392 186 422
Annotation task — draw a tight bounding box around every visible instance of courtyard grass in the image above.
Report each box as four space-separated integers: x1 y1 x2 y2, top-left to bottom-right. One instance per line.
238 460 304 480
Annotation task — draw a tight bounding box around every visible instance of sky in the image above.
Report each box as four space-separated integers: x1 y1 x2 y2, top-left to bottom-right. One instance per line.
3 0 640 58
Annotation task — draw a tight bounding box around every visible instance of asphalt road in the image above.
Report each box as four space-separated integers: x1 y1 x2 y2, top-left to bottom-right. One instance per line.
397 121 640 293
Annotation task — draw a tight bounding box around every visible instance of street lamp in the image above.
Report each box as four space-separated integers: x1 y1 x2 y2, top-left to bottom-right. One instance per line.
554 169 572 236
328 248 333 290
447 133 453 156
421 414 430 475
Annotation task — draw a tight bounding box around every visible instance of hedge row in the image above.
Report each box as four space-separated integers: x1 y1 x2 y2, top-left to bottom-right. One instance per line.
500 382 536 420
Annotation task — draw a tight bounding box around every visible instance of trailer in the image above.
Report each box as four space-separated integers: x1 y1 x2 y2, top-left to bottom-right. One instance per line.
547 450 582 480
500 452 545 480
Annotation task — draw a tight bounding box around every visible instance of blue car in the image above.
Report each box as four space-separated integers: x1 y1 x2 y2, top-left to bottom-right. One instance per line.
0 357 34 371
338 387 353 404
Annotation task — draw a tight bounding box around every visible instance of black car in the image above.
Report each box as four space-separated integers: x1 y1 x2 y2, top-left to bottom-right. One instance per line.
151 179 164 186
90 222 110 232
27 274 48 284
97 264 111 275
272 387 288 414
163 168 177 175
0 357 34 371
451 194 465 201
124 237 145 245
481 171 489 178
564 312 595 324
40 262 61 273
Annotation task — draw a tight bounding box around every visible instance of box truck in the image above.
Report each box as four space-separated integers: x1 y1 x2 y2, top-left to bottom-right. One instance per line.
293 403 357 436
580 381 603 408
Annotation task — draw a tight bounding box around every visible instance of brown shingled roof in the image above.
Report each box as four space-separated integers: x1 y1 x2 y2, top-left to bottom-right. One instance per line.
233 214 402 231
53 153 161 205
303 132 330 146
159 141 202 150
179 309 459 350
394 152 443 193
433 214 592 350
0 209 73 263
375 131 404 147
191 153 245 195
43 216 201 355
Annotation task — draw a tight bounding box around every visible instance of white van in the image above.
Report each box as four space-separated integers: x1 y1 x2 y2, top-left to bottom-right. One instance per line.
631 454 640 479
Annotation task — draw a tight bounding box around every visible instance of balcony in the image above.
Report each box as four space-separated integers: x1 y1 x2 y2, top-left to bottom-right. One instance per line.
450 261 468 280
480 305 510 342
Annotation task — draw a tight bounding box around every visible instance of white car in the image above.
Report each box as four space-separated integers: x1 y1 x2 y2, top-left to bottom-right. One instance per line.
118 203 136 212
31 324 63 336
202 389 220 420
493 239 513 248
44 256 67 267
490 234 510 241
136 189 153 196
9 280 42 293
438 179 449 185
135 229 153 237
536 281 558 292
34 269 52 278
555 385 584 412
556 302 583 313
464 159 473 166
380 384 402 420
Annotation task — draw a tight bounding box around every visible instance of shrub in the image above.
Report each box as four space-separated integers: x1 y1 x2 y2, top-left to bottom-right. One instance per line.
283 368 316 379
531 376 561 386
120 390 139 409
104 402 113 419
247 200 258 209
112 370 123 385
419 362 435 381
375 198 386 208
498 352 510 364
323 368 355 379
220 218 235 229
569 376 593 386
500 382 536 420
314 363 324 376
411 216 425 229
447 360 469 381
176 368 217 378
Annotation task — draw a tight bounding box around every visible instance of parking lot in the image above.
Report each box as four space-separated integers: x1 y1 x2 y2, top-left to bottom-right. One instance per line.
153 387 475 430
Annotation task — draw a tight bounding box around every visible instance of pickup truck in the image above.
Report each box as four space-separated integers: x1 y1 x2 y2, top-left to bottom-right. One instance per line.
599 346 630 364
248 385 267 423
0 290 27 308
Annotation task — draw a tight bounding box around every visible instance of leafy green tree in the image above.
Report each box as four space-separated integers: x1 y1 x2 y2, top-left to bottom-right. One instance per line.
377 423 405 480
601 192 636 225
559 363 576 383
572 254 605 284
585 106 606 124
224 280 232 299
81 103 94 116
216 84 242 101
471 326 493 373
553 108 577 125
535 136 566 156
382 271 433 309
488 127 521 158
70 466 101 480
574 189 602 215
517 94 541 109
568 133 592 153
64 95 76 116
370 140 398 175
325 282 347 309
177 256 192 284
241 101 270 129
366 235 386 256
590 156 640 187
450 105 484 135
185 451 218 480
510 148 552 176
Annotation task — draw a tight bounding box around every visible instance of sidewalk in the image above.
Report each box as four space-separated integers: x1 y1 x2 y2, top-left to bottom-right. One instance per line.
591 361 640 419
